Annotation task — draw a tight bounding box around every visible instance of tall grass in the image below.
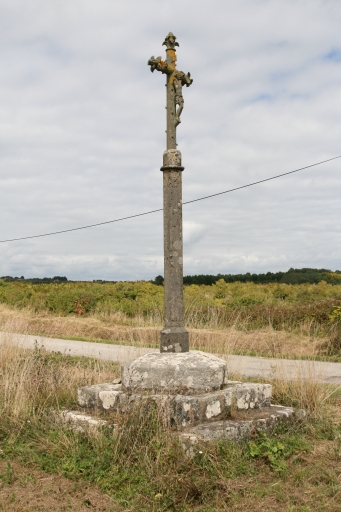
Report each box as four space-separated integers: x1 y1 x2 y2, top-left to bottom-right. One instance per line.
0 333 120 423
1 329 341 510
1 278 341 357
1 279 341 332
1 302 339 359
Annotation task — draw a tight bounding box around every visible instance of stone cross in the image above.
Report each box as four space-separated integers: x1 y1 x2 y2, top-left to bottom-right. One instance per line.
148 32 193 353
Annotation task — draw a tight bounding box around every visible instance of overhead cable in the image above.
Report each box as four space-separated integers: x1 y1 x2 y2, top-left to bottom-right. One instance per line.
0 155 340 243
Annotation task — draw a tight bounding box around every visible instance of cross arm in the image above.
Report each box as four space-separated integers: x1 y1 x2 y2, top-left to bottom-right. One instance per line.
147 56 172 75
174 70 193 87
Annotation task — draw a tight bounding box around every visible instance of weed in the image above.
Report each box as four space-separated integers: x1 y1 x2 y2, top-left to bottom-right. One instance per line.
248 435 287 473
0 461 14 484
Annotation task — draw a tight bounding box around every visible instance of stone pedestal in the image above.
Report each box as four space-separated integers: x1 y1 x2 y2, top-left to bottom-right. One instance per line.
77 351 299 441
121 351 228 394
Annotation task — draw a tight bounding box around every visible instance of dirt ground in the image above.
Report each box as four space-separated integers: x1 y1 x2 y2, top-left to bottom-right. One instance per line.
0 460 119 512
2 443 341 512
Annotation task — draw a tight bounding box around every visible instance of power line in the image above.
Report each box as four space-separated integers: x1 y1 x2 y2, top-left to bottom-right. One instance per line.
183 155 341 205
1 155 340 243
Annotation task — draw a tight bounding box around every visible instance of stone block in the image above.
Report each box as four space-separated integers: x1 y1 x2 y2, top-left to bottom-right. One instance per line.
231 383 272 410
121 351 228 395
58 410 108 433
78 383 122 409
169 382 272 427
99 390 122 410
160 327 189 353
78 379 272 427
180 405 294 445
162 149 182 168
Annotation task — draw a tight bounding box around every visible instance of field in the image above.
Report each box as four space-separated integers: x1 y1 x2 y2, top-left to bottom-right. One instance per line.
0 279 341 358
1 279 341 510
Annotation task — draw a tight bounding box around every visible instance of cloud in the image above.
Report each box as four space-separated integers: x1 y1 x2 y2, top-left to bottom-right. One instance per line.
0 0 341 279
183 221 208 250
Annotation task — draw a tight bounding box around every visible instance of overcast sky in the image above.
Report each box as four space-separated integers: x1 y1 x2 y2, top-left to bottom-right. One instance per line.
0 0 340 280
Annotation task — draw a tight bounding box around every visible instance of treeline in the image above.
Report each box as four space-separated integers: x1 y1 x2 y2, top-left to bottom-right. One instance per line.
181 268 341 286
0 276 68 284
2 268 341 287
1 276 119 285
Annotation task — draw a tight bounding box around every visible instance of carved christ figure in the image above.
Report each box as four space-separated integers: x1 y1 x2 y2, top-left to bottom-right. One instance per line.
174 78 184 127
147 33 193 134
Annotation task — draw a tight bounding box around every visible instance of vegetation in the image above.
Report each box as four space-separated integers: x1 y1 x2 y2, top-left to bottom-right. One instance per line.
3 267 341 287
1 273 341 509
183 267 341 286
0 277 341 357
0 275 68 284
0 334 341 511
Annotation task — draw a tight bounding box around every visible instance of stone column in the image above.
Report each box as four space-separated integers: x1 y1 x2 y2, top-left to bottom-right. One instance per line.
147 32 192 353
160 149 189 352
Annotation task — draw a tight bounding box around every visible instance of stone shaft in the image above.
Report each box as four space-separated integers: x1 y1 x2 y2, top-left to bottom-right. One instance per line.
161 149 188 352
166 48 177 149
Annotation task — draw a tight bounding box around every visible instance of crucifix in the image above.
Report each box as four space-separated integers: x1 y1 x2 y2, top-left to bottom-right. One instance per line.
148 32 193 353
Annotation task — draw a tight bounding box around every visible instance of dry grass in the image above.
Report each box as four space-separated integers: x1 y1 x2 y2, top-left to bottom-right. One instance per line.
0 304 327 358
0 334 119 422
230 365 341 420
0 327 341 510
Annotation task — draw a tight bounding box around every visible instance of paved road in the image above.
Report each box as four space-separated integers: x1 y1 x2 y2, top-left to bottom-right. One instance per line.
2 331 341 384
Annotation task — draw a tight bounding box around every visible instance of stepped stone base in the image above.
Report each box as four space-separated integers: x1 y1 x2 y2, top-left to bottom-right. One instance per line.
77 352 304 442
181 405 294 443
78 380 272 428
180 405 298 456
56 410 108 433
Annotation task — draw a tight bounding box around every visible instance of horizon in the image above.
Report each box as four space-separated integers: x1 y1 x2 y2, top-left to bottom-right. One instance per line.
2 266 340 283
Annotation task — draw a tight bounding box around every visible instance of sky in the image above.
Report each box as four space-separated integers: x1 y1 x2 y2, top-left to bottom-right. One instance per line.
0 0 340 281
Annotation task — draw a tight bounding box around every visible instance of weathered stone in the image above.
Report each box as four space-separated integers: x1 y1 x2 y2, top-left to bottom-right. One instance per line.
121 351 228 395
160 327 189 354
99 390 122 410
162 149 183 168
78 377 272 427
148 34 193 353
231 382 272 410
168 382 272 427
55 404 296 454
78 383 122 409
293 408 307 420
180 405 294 445
58 410 108 433
161 153 188 353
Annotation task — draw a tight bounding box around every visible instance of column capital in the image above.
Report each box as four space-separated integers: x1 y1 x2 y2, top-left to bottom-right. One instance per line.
160 149 184 171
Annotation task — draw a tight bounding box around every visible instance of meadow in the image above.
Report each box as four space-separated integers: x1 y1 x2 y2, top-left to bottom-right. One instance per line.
0 280 341 509
0 279 340 358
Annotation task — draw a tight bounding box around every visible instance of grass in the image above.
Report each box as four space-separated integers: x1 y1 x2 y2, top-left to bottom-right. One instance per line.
0 303 338 360
0 330 341 510
0 281 341 509
0 460 115 511
1 278 341 359
1 278 341 332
